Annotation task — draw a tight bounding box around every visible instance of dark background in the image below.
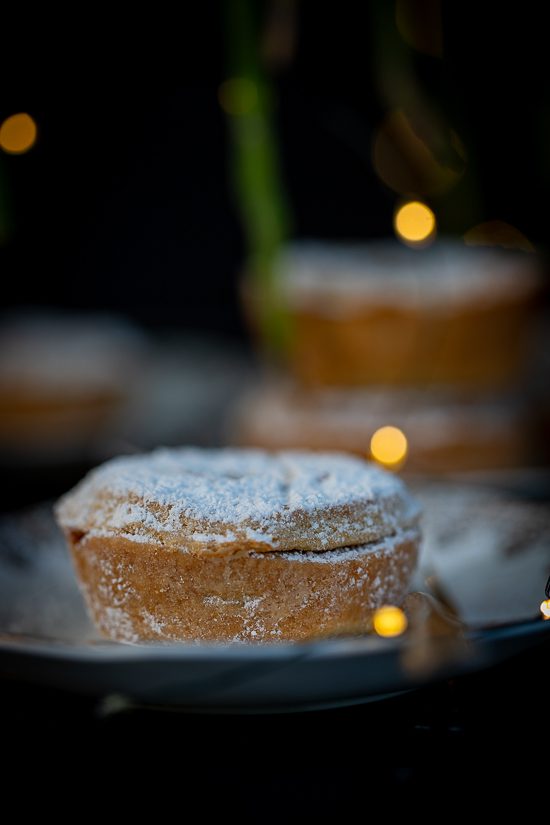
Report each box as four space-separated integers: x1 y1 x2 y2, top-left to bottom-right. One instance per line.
1 2 548 336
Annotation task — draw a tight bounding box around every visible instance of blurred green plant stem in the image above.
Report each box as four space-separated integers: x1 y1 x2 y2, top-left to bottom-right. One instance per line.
224 0 293 353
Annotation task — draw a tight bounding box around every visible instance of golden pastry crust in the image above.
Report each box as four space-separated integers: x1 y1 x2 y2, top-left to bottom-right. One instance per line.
288 299 536 388
277 240 540 389
0 391 122 449
66 528 419 643
55 448 419 557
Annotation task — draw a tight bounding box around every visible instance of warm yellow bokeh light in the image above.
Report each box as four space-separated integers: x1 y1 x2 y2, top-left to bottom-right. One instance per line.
0 113 37 154
218 78 258 116
540 599 550 619
373 605 408 637
370 426 408 469
394 201 436 246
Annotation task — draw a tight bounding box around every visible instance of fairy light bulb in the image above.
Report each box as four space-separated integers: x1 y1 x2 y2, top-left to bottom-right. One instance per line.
373 605 408 637
370 426 408 469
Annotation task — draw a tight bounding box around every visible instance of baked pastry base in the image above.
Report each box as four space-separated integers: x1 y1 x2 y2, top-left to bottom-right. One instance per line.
232 384 530 473
67 530 419 643
289 299 535 388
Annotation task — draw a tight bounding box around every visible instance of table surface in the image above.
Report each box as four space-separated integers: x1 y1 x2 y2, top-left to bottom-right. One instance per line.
2 633 548 808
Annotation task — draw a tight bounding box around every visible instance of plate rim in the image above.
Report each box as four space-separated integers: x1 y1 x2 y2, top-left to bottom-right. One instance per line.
0 616 547 664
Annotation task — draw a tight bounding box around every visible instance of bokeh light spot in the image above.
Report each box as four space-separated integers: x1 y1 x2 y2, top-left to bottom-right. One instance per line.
540 599 550 619
394 201 436 247
0 113 37 154
218 78 258 116
370 426 408 468
373 605 408 637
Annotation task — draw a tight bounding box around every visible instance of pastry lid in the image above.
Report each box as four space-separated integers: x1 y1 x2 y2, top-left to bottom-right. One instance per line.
55 447 421 555
277 239 541 312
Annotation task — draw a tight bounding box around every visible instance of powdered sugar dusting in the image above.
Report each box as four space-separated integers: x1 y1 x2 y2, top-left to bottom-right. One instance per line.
99 607 140 643
56 447 420 553
0 312 144 397
278 239 540 315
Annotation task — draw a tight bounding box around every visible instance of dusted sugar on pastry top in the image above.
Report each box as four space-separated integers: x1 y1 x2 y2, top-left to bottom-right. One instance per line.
0 312 144 456
55 448 421 643
232 383 532 473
